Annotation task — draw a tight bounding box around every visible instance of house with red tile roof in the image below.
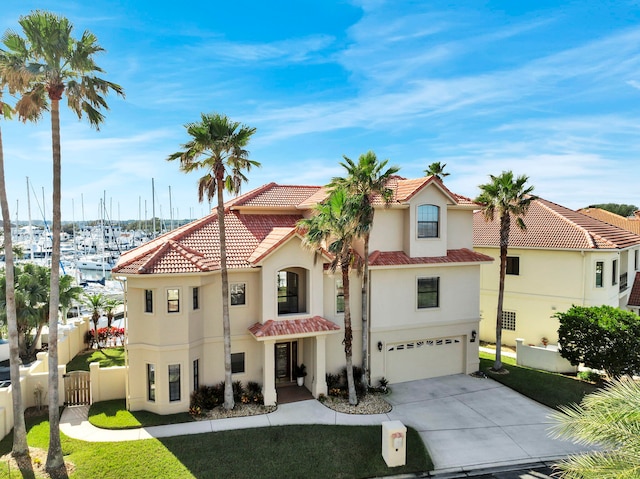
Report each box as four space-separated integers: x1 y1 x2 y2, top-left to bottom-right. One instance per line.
578 207 640 235
473 198 640 346
114 176 492 414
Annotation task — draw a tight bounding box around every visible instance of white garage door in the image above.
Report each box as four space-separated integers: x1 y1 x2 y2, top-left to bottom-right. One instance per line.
385 336 464 383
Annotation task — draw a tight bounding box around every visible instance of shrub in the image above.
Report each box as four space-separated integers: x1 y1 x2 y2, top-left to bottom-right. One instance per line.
326 373 341 390
577 370 603 384
557 305 640 378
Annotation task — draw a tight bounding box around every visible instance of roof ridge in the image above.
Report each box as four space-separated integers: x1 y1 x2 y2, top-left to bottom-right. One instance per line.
536 198 597 249
170 240 218 271
225 182 277 208
138 241 173 273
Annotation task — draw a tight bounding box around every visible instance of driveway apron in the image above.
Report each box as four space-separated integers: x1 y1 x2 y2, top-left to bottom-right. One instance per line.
385 374 591 473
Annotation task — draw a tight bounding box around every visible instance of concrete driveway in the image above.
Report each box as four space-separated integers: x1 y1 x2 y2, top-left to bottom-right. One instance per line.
385 374 590 474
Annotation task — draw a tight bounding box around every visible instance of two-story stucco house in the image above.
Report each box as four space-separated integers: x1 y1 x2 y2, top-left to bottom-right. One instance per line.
473 197 640 346
113 176 492 414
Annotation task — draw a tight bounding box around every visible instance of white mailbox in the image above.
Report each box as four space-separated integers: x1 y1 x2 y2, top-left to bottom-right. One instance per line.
381 420 407 467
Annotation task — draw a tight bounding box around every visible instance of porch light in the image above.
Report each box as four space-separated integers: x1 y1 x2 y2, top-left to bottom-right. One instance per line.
470 330 477 343
377 341 383 352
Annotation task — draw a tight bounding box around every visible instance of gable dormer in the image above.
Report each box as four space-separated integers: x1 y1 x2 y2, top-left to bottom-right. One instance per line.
404 184 452 257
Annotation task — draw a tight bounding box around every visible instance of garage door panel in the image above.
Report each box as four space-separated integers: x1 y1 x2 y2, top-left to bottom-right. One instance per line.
386 337 464 383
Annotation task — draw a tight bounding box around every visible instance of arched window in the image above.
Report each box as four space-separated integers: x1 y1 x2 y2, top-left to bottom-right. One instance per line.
417 204 439 238
278 270 299 314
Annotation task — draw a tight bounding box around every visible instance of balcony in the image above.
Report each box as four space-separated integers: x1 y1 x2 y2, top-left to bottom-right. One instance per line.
620 272 628 292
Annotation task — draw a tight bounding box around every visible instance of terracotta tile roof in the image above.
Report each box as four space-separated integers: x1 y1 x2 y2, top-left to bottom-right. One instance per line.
473 198 640 250
628 272 640 307
578 208 640 235
227 183 321 209
114 212 301 274
368 248 493 266
248 227 297 264
248 316 341 339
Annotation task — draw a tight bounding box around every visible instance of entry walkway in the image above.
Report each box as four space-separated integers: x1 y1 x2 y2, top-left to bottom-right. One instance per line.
60 375 592 474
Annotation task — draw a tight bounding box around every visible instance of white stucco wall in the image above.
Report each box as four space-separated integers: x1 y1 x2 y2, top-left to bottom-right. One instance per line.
405 187 450 258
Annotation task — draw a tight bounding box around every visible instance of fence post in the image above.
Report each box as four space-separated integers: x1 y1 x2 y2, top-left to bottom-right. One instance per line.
89 362 100 404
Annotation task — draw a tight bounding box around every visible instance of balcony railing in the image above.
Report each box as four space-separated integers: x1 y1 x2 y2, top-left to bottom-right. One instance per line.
620 272 628 292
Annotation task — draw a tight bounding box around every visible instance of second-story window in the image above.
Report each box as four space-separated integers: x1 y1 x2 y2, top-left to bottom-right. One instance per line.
167 288 180 313
230 283 246 306
595 261 604 288
192 287 199 310
144 289 153 313
506 257 520 275
612 259 618 285
336 278 344 314
417 205 439 238
277 271 299 314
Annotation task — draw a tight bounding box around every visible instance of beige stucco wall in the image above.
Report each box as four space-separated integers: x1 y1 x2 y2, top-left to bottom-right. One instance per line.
369 208 405 253
368 264 481 383
476 246 628 345
446 209 474 250
405 186 450 258
259 236 325 321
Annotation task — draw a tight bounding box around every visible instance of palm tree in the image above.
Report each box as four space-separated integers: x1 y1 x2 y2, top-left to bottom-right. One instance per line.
3 11 124 472
475 171 535 371
425 161 449 180
299 188 361 405
104 297 121 345
168 112 258 410
550 379 640 478
0 90 29 456
328 151 399 384
58 274 83 326
84 293 105 349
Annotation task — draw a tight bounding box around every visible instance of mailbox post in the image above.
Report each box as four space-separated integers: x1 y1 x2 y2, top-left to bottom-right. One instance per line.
381 420 407 467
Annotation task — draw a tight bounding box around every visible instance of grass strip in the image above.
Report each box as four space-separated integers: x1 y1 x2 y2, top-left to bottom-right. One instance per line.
89 399 193 428
66 347 126 372
0 413 432 478
480 351 598 409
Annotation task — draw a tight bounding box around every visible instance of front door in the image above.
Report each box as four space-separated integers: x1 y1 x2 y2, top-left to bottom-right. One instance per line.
275 341 298 383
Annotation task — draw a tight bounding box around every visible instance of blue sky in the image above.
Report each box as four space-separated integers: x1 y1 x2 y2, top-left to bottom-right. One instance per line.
2 0 640 222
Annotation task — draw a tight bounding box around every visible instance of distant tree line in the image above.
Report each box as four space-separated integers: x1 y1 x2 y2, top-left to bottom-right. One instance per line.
588 203 638 217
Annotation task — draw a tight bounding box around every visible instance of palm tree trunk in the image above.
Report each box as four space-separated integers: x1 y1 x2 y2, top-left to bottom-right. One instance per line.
46 98 65 474
0 126 29 456
27 323 46 360
217 179 234 410
342 259 357 405
494 213 511 372
361 232 370 386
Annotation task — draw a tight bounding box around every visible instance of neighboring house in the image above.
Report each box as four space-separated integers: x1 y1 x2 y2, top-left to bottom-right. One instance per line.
578 207 640 235
114 177 492 414
473 198 640 346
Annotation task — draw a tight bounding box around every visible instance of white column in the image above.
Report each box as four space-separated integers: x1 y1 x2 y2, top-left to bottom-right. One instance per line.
312 335 327 398
262 340 277 405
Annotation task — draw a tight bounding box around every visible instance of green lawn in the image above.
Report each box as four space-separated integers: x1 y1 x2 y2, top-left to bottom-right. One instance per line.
89 399 193 428
0 413 432 479
480 351 599 409
66 347 126 371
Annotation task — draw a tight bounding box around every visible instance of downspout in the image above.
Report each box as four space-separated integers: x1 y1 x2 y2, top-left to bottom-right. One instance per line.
580 250 586 306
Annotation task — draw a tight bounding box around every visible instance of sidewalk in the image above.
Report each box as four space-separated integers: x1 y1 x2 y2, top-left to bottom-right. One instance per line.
60 399 392 442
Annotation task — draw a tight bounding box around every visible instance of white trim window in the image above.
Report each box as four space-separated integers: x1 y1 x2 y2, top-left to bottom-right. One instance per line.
417 277 439 309
230 283 246 306
417 204 439 238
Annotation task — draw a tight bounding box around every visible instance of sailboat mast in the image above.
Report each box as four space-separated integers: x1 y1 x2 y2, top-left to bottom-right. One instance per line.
26 177 34 261
169 185 173 231
152 178 156 238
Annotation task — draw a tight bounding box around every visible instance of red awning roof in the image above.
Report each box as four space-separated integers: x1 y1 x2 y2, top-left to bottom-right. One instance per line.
249 316 341 340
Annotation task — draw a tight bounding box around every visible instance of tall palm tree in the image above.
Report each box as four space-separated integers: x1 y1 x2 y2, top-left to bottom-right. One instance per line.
425 161 449 180
299 188 361 405
84 293 105 349
328 151 399 384
3 11 124 472
168 112 258 410
0 90 29 456
475 171 534 371
0 43 42 458
104 297 121 330
550 379 640 478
